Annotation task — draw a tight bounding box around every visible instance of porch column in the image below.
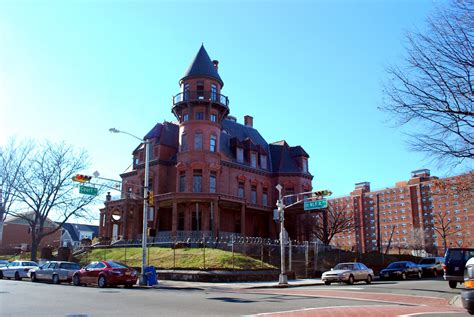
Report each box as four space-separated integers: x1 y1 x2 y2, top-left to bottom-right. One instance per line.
121 207 128 240
241 204 246 237
171 201 178 236
213 201 220 237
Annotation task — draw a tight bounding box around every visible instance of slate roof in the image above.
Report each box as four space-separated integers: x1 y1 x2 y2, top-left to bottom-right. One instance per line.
140 121 179 151
61 223 99 242
181 45 224 87
270 142 309 173
220 119 309 174
4 212 58 228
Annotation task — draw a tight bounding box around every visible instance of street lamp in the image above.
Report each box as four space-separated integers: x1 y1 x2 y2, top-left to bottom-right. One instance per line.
109 127 151 286
275 184 288 286
275 185 332 286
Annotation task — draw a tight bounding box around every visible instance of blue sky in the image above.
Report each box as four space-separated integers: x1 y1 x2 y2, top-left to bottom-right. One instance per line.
1 0 469 212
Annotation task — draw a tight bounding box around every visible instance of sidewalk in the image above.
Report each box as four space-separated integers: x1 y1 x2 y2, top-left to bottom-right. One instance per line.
143 278 323 290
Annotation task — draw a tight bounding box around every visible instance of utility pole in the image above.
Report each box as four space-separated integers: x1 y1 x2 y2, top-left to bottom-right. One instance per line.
275 184 287 286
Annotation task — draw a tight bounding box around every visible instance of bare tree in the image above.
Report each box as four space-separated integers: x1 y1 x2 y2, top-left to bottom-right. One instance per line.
432 171 474 205
381 0 473 166
310 204 355 245
0 139 33 243
4 140 101 261
432 209 464 252
410 228 427 257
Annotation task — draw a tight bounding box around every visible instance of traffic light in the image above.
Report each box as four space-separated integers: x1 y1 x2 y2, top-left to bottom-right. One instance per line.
147 190 154 206
72 174 92 183
313 189 332 197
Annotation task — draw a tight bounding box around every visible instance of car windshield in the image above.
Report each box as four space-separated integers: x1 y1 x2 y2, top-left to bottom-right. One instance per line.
334 263 354 270
387 262 406 269
108 261 128 269
419 258 435 264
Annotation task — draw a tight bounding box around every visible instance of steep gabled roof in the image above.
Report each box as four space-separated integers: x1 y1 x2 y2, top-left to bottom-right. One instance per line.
60 223 99 242
269 142 309 173
181 45 224 87
5 212 58 228
142 121 179 150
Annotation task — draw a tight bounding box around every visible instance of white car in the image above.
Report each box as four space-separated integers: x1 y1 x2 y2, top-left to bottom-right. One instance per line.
0 260 39 280
322 262 374 285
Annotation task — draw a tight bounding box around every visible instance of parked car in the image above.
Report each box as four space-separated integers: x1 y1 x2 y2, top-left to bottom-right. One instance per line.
321 262 374 285
29 261 81 284
72 260 138 288
443 247 474 289
461 257 474 315
0 260 39 280
379 261 422 280
0 260 10 268
418 257 444 277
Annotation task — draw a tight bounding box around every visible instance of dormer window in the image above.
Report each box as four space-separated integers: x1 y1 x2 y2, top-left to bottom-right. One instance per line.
236 147 244 163
302 158 308 173
260 155 267 169
250 152 257 168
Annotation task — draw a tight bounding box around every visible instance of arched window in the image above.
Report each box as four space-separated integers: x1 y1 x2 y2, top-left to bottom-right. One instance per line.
180 133 187 151
194 132 203 150
210 135 217 152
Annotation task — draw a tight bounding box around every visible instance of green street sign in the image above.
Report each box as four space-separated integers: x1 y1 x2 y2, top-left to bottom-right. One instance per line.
304 199 327 210
79 185 98 196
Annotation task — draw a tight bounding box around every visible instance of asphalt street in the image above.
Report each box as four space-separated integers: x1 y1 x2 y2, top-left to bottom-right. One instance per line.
0 278 470 317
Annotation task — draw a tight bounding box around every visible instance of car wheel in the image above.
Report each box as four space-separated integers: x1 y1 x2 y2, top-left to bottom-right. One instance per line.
98 275 107 288
0 271 3 279
366 275 372 284
73 275 81 286
448 280 457 289
14 271 21 280
417 271 422 279
324 281 331 286
52 274 60 284
401 272 407 280
31 272 37 282
347 275 354 285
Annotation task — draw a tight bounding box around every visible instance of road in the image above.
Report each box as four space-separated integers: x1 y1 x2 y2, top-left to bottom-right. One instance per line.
0 278 470 316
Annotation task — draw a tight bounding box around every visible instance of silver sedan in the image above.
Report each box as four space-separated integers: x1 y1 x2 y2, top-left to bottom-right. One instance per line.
0 260 39 280
321 262 374 285
29 261 81 284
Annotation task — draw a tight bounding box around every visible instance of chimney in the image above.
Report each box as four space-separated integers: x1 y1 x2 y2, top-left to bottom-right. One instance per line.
212 60 219 71
244 115 253 128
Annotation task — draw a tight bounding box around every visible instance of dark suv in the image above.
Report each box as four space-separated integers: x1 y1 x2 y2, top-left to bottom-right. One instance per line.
444 248 474 289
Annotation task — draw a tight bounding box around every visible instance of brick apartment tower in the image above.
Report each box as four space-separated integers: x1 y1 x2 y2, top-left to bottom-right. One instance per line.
100 45 313 241
329 170 473 255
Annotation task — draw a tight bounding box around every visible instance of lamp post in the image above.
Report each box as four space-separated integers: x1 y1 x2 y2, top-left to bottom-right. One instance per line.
274 186 333 286
109 128 150 286
275 184 288 286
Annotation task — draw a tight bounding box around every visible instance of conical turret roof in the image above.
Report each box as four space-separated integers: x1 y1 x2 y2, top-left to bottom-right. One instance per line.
181 45 224 87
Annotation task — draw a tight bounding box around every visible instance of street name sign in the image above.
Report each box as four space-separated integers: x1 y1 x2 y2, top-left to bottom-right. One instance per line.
79 185 98 196
304 199 327 210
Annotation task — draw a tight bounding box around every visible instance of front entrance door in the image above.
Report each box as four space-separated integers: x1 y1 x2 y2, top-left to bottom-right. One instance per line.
112 224 119 241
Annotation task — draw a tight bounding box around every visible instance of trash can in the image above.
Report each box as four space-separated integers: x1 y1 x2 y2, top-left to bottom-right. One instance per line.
143 266 158 286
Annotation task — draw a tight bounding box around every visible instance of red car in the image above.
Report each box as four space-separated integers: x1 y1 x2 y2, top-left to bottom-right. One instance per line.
72 261 137 288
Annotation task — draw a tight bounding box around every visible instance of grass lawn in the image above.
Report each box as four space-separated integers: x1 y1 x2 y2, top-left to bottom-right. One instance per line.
76 246 276 270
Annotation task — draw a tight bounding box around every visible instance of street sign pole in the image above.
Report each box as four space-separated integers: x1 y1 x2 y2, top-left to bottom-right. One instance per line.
276 184 288 286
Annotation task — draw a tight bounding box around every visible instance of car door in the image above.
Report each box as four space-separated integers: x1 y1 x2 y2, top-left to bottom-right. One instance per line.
46 263 58 281
90 262 106 285
35 262 48 280
358 263 369 280
4 262 16 278
81 262 96 284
